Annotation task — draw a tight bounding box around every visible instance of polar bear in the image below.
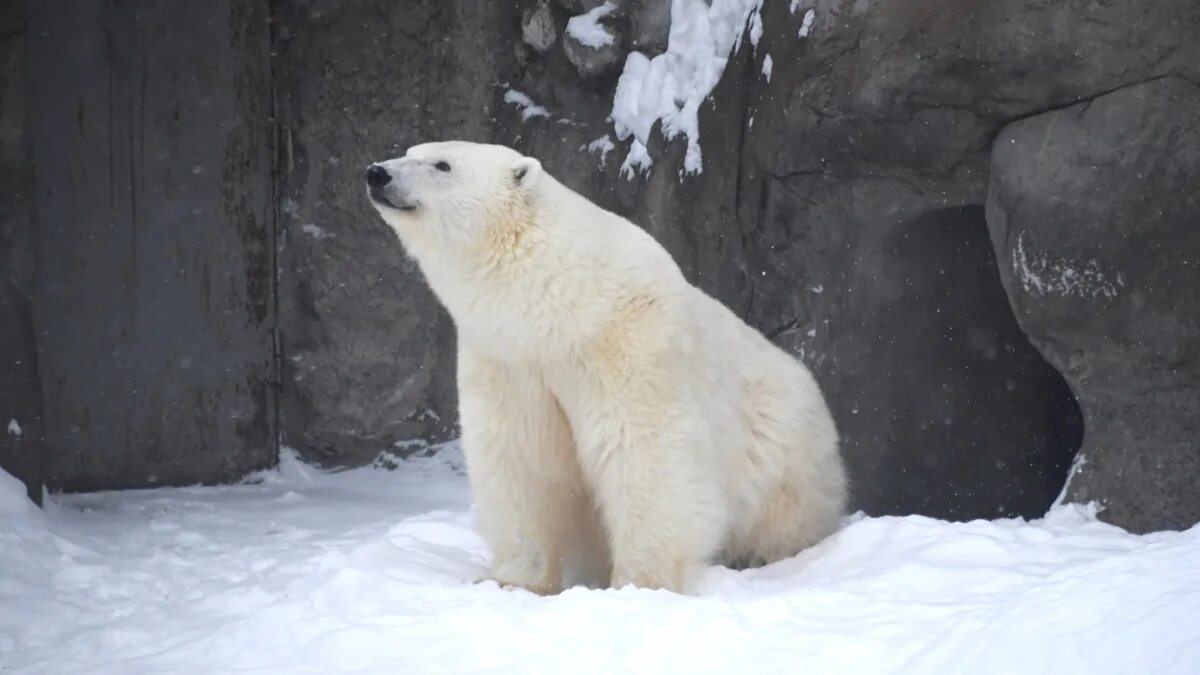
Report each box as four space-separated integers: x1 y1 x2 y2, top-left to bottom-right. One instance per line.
366 141 846 594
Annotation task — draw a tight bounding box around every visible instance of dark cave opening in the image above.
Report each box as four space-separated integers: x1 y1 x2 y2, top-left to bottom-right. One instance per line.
844 205 1084 520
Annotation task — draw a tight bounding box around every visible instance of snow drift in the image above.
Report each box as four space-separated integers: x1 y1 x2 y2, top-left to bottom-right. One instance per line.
2 446 1198 673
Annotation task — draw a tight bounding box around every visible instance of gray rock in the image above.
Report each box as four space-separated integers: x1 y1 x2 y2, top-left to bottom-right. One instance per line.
274 0 518 464
562 13 625 78
987 78 1200 533
522 2 558 54
554 0 609 12
629 0 671 55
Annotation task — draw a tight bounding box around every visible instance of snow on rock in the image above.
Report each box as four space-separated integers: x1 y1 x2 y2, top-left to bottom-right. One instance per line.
566 1 619 48
1014 231 1125 299
762 53 773 82
300 223 331 240
799 8 816 37
6 418 21 437
583 135 617 167
3 446 1200 673
748 7 764 48
621 138 653 179
610 0 766 175
503 88 552 121
1053 452 1091 508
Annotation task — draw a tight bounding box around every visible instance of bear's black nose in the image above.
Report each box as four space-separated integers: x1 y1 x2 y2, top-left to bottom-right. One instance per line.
365 165 391 189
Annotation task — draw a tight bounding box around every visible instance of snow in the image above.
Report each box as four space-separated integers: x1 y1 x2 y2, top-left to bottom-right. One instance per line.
610 0 766 175
762 53 773 82
3 446 1200 673
566 1 618 49
300 223 330 240
583 135 616 167
6 418 20 437
799 8 816 37
502 88 551 121
748 7 764 47
621 138 653 179
1053 452 1091 508
1013 231 1124 299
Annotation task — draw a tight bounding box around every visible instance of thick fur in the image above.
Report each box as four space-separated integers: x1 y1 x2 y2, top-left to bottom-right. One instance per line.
368 141 847 594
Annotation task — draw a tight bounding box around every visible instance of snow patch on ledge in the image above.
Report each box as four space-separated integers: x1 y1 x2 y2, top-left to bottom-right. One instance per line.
620 139 653 179
748 7 764 48
1013 232 1125 299
582 135 616 167
799 8 816 37
502 88 551 121
7 418 21 438
566 1 618 48
609 0 765 176
301 223 331 240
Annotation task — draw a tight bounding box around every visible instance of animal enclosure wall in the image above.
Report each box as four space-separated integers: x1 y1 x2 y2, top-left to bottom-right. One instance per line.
22 1 277 490
2 0 1196 533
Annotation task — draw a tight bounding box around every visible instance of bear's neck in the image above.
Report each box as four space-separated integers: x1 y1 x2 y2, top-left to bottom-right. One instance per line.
422 224 608 363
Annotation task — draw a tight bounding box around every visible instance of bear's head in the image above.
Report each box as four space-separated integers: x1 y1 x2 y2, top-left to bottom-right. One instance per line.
365 141 543 257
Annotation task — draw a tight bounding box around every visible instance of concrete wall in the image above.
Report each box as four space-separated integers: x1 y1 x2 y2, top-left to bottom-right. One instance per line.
23 1 277 491
0 1 43 503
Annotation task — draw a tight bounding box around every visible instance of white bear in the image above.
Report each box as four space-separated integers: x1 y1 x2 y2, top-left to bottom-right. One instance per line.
366 141 846 594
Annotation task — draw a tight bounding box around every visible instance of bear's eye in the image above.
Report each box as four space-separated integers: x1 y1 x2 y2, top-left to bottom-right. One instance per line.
434 161 451 172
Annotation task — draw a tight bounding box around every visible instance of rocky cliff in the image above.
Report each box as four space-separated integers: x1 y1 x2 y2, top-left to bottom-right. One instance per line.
271 0 1198 529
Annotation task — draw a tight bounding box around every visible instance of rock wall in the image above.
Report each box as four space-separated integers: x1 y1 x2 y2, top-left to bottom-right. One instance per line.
273 0 518 464
0 2 44 504
274 0 1199 526
25 1 277 491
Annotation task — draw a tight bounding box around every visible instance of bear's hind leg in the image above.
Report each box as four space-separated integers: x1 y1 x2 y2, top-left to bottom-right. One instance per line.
737 449 846 567
458 349 604 595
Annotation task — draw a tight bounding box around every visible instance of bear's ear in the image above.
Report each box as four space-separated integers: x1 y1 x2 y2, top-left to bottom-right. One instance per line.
512 156 542 189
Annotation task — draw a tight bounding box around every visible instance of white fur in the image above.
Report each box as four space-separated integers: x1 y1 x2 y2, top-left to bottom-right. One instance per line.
368 141 847 594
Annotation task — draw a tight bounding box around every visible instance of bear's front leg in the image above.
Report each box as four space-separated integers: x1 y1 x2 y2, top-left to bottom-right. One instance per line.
458 348 602 595
589 414 728 595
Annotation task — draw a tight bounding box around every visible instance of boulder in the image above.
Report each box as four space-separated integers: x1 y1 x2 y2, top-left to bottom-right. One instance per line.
522 2 558 54
629 0 671 55
987 78 1200 533
562 4 625 78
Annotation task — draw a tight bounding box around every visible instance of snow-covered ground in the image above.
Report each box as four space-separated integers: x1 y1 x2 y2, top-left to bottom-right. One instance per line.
3 445 1199 675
